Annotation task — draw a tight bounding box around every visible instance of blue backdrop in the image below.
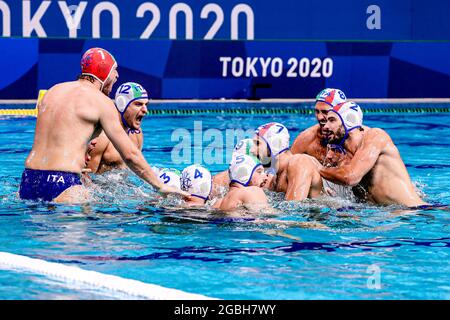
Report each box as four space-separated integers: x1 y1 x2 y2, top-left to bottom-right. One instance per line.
0 0 449 99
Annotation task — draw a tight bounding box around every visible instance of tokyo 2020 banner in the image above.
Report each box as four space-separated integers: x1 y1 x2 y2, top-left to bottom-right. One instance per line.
0 0 449 99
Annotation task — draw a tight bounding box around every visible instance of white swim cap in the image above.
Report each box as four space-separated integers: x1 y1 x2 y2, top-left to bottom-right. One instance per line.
157 168 181 190
229 154 262 186
151 166 161 175
255 122 290 157
330 101 363 131
316 88 346 107
232 138 254 158
115 82 148 113
180 165 212 201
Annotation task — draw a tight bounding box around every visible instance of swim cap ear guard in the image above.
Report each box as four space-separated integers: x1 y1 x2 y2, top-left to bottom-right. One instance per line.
229 154 262 186
180 164 212 202
114 82 148 134
328 101 363 154
115 96 128 114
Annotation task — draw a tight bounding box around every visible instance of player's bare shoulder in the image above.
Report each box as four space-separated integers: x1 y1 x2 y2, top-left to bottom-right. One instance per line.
37 81 83 115
298 124 320 142
291 124 320 153
42 81 75 100
241 186 266 202
86 83 115 109
290 153 321 170
244 186 264 194
364 127 393 146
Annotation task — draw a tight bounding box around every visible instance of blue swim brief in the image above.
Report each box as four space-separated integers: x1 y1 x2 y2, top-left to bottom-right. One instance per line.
409 203 447 210
209 217 256 224
19 168 82 202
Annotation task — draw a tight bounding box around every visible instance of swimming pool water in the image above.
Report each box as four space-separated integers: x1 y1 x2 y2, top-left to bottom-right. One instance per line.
0 109 449 299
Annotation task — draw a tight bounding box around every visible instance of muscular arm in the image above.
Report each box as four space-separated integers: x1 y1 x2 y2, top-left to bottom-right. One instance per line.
98 99 188 196
290 126 317 154
285 155 315 201
320 129 387 186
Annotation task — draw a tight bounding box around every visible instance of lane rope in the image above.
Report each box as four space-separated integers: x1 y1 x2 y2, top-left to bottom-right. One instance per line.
0 251 216 300
1 91 450 116
2 106 449 117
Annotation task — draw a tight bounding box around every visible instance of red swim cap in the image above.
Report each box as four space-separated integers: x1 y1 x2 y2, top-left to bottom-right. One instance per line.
80 48 117 85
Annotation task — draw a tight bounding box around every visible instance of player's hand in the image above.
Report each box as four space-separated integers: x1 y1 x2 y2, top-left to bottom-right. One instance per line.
158 184 190 198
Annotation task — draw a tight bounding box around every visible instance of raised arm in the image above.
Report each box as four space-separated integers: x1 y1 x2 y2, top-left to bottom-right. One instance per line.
98 98 188 197
285 155 315 201
320 129 387 186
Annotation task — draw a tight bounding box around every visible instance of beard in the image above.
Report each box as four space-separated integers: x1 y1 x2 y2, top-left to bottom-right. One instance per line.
325 126 346 144
101 79 114 96
261 174 276 190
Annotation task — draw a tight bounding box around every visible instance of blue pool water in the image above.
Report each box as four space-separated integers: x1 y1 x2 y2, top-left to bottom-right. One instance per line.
0 108 449 299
